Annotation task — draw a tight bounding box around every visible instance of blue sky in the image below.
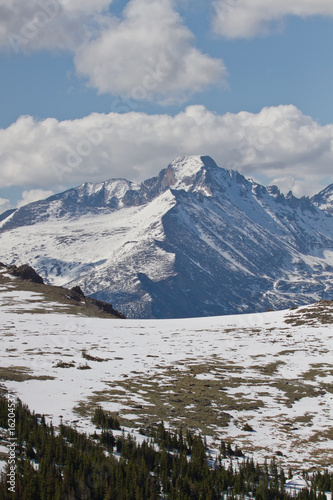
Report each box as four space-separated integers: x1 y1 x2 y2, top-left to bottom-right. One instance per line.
0 0 333 211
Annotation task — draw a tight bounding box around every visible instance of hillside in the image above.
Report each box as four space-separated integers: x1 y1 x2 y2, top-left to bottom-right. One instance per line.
0 155 333 319
0 266 332 471
0 263 125 319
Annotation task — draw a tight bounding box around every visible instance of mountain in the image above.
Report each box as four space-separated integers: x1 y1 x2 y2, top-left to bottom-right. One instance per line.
1 155 333 318
311 183 333 214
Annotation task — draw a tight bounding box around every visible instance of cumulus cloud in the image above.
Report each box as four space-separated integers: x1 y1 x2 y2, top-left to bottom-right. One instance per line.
0 105 332 198
0 0 225 102
17 189 55 208
213 0 333 38
75 0 225 103
0 0 113 53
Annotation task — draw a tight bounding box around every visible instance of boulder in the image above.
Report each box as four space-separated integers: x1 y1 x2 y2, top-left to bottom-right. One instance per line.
10 264 44 284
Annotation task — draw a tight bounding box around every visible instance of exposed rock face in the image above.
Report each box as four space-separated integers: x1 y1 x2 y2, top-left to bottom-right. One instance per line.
311 183 333 215
0 156 333 319
9 264 44 284
70 286 85 299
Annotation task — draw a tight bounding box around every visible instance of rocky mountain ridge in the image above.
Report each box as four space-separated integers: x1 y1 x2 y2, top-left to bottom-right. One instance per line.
0 155 333 318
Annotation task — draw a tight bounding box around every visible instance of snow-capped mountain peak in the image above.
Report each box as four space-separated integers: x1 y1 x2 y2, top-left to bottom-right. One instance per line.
144 155 218 197
167 155 216 187
311 183 333 214
0 155 333 319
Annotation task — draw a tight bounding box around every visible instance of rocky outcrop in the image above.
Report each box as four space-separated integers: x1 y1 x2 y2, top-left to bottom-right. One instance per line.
9 264 44 284
3 263 125 319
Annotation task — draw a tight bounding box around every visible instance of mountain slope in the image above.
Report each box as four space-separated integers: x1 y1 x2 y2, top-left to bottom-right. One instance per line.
1 155 333 318
311 183 333 215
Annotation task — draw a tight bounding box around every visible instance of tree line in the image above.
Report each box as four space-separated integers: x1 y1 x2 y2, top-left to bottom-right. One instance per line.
0 396 332 499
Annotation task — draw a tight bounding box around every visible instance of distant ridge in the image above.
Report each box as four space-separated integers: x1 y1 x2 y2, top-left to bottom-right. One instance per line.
311 183 333 214
0 155 333 319
0 208 16 223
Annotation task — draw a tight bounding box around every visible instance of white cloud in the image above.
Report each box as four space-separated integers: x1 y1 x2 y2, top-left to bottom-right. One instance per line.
0 0 112 53
0 105 333 199
213 0 333 38
17 189 55 208
74 0 226 103
0 0 226 102
0 198 12 213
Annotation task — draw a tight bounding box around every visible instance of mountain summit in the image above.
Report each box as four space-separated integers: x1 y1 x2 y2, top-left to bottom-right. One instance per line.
156 155 217 193
1 155 333 318
311 183 333 215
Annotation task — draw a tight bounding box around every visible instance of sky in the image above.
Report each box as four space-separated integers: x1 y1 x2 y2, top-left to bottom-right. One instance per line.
0 0 333 212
